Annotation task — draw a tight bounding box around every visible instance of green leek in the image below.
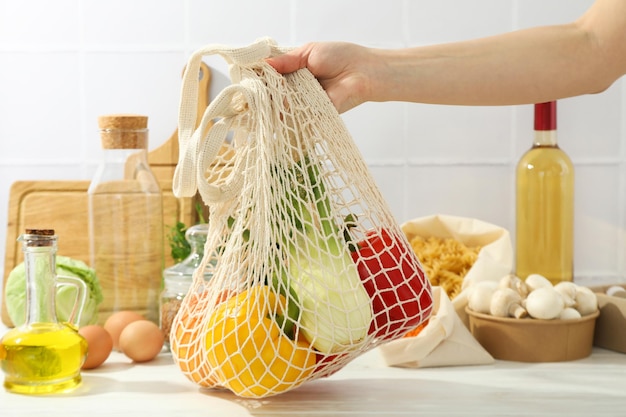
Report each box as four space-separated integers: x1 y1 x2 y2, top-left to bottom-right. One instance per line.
276 157 373 354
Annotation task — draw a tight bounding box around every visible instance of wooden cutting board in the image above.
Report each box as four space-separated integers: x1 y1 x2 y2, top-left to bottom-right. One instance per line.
2 62 214 327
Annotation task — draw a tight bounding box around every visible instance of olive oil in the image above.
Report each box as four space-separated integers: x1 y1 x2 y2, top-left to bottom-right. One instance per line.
1 323 87 394
516 102 574 284
0 229 88 394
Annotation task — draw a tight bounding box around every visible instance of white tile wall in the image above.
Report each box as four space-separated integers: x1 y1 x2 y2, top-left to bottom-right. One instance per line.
407 0 515 44
1 0 623 303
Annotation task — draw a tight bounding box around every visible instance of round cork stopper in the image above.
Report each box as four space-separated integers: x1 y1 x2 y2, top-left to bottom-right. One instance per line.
98 114 148 149
23 229 56 246
25 229 55 236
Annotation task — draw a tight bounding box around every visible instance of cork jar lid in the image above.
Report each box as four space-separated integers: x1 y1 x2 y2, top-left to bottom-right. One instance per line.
25 228 55 235
98 114 148 130
98 114 148 149
22 229 56 246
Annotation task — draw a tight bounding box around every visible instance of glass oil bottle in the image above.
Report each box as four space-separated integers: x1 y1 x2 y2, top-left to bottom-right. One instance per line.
0 229 88 394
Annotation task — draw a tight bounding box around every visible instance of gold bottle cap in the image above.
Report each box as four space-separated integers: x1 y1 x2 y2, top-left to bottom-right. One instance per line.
98 114 148 150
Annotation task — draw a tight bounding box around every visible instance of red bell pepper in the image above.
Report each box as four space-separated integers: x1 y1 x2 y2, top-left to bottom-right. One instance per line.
350 228 433 340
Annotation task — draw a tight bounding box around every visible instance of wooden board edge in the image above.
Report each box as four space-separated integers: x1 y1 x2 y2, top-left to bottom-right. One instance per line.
2 180 90 326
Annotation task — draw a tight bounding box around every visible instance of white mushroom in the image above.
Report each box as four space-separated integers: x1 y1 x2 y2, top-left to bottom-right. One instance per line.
524 287 564 320
467 281 499 314
558 307 582 320
490 288 528 318
498 274 529 299
524 274 553 292
606 286 626 299
554 281 578 308
574 286 599 316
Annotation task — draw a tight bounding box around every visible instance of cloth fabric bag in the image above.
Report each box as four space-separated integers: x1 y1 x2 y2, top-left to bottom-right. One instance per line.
378 286 494 368
168 38 434 398
377 215 511 368
401 214 514 326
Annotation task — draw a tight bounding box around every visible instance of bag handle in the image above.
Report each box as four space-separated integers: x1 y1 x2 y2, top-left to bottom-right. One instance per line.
173 38 283 203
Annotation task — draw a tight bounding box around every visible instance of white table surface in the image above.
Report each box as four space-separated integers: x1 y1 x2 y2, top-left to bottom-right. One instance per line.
2 323 626 417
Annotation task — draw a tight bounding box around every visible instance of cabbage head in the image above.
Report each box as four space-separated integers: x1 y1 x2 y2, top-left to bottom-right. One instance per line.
5 255 103 327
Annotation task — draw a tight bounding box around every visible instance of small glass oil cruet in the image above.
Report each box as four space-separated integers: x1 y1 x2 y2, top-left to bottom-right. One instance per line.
0 229 88 394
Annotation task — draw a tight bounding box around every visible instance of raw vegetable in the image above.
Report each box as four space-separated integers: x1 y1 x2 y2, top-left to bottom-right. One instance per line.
350 228 433 340
167 221 190 263
204 286 316 398
498 274 529 299
558 307 582 320
524 273 553 292
524 287 565 319
167 203 207 263
490 288 527 318
574 286 598 316
275 157 373 354
403 319 430 338
554 281 578 308
468 274 598 320
5 255 103 327
170 290 216 387
467 281 499 314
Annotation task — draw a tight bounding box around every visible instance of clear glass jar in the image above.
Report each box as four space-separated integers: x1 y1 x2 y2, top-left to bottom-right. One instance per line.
160 224 212 349
88 114 164 325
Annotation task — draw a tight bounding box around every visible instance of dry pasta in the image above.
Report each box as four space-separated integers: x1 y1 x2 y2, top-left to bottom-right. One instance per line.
409 236 480 299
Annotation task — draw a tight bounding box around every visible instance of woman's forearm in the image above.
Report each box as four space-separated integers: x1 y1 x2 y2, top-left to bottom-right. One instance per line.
368 0 626 106
267 0 626 112
371 25 612 106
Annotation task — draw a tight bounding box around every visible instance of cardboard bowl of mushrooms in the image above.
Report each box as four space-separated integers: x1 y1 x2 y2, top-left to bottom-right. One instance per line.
465 274 599 363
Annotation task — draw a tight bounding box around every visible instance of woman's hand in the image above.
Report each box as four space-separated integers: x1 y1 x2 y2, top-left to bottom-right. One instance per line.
267 42 374 113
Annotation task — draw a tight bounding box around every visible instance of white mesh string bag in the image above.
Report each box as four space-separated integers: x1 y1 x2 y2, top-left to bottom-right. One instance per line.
169 38 434 398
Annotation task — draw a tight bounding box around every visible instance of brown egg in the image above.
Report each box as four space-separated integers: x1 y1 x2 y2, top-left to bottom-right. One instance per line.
119 320 164 363
104 311 145 351
79 325 113 369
